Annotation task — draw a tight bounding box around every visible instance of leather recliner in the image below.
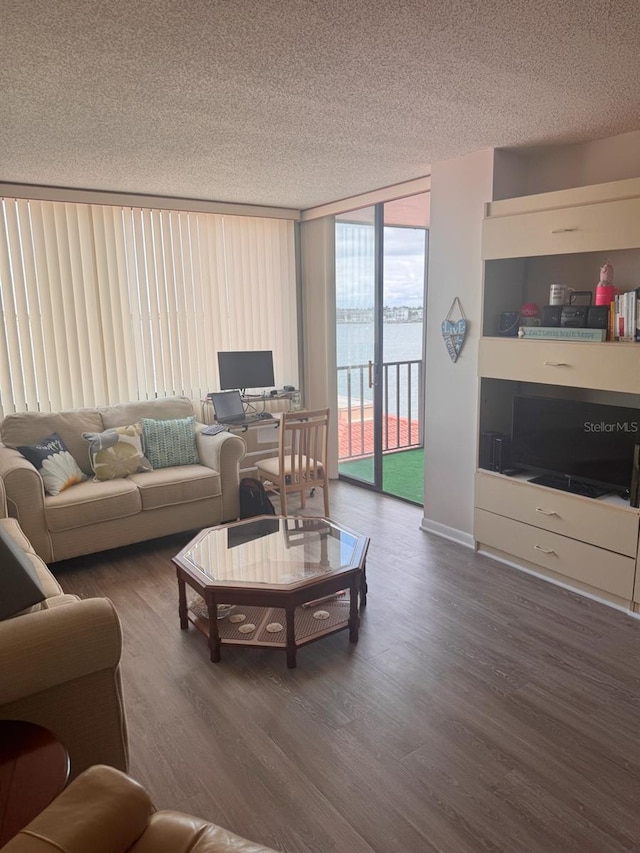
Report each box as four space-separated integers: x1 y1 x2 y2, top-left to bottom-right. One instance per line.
2 764 280 852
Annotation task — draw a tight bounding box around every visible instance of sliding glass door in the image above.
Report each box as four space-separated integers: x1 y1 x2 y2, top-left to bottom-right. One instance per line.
335 194 429 503
335 206 380 487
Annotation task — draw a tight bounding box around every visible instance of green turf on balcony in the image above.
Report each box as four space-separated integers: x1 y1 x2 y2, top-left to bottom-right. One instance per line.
338 447 424 504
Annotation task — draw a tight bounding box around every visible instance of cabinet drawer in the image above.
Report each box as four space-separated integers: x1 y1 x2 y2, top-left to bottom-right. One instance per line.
482 197 640 259
475 472 639 557
475 508 636 598
478 338 640 393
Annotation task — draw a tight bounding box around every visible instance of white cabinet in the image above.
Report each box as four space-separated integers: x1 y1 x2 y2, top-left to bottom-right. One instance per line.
482 196 640 260
478 338 640 393
476 473 638 602
475 178 640 611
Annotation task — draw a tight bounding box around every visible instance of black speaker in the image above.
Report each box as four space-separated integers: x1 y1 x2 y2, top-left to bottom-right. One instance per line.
479 431 500 470
587 305 610 329
493 435 511 474
560 305 589 328
541 305 562 327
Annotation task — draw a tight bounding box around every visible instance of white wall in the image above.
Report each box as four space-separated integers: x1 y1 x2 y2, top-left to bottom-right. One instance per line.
421 149 494 545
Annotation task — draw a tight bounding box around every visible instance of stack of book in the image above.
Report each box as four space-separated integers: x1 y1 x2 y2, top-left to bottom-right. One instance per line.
611 289 640 342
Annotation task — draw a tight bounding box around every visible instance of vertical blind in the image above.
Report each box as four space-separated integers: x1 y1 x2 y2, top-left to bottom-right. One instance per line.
0 198 298 417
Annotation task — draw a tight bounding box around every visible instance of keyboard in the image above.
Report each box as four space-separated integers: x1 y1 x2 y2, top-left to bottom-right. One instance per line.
201 423 228 435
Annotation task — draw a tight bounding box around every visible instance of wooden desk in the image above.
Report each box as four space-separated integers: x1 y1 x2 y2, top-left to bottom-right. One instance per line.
201 390 299 424
0 720 69 845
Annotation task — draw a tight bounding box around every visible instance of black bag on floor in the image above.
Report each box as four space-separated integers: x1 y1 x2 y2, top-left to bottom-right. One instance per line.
239 477 276 518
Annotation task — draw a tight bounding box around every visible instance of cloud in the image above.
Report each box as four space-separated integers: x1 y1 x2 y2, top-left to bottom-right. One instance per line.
336 222 426 308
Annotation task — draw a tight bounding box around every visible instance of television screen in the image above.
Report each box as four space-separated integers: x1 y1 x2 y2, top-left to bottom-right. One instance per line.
511 395 639 495
217 350 275 391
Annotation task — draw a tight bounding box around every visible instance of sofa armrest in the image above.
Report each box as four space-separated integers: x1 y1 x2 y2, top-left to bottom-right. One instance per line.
0 447 52 562
131 811 280 853
0 598 129 777
2 765 152 853
196 427 246 521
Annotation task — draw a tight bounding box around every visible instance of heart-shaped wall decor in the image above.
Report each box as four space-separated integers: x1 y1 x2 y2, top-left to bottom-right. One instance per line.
441 298 468 363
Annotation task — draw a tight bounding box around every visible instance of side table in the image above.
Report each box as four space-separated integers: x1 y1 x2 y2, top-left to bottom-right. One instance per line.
0 720 70 846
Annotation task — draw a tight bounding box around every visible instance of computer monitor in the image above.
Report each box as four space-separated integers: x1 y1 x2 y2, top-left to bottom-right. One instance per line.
217 350 275 392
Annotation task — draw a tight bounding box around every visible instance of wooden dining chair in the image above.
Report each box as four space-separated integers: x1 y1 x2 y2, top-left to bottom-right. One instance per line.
255 408 330 516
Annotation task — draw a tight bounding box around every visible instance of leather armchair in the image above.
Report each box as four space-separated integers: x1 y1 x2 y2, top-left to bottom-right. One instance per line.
2 764 280 852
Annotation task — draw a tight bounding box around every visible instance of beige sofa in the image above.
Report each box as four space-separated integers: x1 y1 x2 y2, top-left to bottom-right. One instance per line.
0 481 129 779
2 765 281 852
0 396 245 563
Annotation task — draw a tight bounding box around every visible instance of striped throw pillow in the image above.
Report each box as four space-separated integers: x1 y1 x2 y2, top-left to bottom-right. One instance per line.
141 416 199 469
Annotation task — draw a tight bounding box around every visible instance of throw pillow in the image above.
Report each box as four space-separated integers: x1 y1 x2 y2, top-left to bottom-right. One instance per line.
141 416 199 469
17 432 87 496
82 423 152 481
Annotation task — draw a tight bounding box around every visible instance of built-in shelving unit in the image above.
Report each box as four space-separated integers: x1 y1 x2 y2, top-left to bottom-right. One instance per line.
475 177 640 613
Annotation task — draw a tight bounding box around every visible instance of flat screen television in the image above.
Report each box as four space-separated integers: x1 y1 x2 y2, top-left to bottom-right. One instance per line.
217 350 275 392
511 395 640 498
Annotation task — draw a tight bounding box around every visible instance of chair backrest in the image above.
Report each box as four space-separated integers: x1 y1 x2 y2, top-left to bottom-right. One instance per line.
279 408 329 484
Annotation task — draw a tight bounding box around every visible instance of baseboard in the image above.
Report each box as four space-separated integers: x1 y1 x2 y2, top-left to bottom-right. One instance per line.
420 517 475 549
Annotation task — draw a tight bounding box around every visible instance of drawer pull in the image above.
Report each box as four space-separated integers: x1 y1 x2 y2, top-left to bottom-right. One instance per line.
550 227 577 233
543 361 569 367
536 507 559 517
534 544 557 555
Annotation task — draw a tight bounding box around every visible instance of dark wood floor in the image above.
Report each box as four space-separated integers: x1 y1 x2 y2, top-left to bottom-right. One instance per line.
54 482 640 853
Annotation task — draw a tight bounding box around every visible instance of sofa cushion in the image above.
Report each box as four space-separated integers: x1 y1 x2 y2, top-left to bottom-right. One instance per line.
2 408 102 475
44 478 142 533
141 417 199 469
17 432 88 496
83 423 152 481
128 466 221 511
98 396 195 429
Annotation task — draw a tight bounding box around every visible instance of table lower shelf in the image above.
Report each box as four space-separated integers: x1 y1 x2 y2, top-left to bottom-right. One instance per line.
188 598 351 649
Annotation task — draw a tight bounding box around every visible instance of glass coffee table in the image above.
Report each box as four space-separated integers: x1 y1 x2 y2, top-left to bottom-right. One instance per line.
173 516 369 668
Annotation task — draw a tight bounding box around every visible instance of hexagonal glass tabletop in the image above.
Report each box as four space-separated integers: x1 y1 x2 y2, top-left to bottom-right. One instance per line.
175 516 368 589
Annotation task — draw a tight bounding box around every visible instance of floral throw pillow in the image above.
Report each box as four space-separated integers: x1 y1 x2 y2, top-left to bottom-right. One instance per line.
82 423 152 481
142 416 199 469
17 432 87 496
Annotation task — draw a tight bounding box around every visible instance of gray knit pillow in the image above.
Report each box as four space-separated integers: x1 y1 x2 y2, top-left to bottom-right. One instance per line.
141 416 199 469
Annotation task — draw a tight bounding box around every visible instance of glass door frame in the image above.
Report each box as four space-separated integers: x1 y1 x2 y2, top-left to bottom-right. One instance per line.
336 202 385 493
371 203 384 491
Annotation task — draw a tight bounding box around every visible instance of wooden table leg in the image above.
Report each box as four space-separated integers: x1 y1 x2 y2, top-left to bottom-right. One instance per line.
360 560 368 607
285 605 297 668
177 572 189 630
349 576 360 643
207 598 221 663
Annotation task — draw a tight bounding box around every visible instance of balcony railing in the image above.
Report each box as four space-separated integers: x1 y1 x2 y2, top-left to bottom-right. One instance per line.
337 359 423 460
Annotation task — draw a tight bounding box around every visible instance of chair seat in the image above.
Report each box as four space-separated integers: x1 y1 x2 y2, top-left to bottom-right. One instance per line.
256 455 323 482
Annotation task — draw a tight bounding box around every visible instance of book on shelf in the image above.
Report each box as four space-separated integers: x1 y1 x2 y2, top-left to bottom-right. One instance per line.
613 289 640 342
519 327 607 342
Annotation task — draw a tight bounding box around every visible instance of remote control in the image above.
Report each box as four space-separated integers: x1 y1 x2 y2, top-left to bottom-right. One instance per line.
201 423 228 435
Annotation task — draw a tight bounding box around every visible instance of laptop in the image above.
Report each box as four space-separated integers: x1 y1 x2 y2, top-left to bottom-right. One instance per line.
211 390 248 424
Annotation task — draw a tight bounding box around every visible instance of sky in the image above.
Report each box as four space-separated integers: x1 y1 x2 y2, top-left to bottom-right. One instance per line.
336 223 426 309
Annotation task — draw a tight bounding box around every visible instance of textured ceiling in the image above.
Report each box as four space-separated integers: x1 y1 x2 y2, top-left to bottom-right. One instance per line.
1 0 639 209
